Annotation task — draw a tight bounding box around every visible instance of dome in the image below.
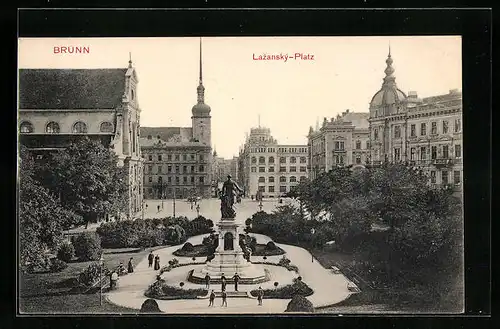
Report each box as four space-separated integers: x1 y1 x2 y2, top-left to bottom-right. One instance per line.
192 102 211 116
370 88 407 109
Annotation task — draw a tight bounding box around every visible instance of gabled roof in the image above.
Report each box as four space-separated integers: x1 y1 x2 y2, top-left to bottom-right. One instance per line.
18 69 128 109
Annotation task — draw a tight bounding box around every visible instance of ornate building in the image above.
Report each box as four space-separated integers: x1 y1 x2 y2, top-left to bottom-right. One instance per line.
307 110 370 179
140 39 212 199
238 126 308 198
368 49 462 189
18 59 144 219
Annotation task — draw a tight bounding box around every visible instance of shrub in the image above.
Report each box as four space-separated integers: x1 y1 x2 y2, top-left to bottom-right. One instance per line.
165 225 187 245
57 242 75 262
145 280 207 299
78 263 104 287
278 256 291 266
182 242 194 252
140 298 161 313
250 278 313 299
266 241 277 250
73 232 102 261
49 258 68 273
285 295 314 313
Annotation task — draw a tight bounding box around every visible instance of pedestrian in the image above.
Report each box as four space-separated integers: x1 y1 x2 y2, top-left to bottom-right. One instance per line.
205 273 211 289
221 273 226 291
118 262 126 275
128 257 134 273
154 255 160 271
191 202 193 210
110 271 118 290
257 286 264 306
209 290 215 307
232 272 240 292
148 251 154 268
157 205 160 213
221 290 227 307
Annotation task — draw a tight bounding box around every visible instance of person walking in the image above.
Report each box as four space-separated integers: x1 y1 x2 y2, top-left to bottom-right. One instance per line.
232 273 240 292
204 273 211 289
221 274 226 292
154 255 160 271
208 290 215 307
221 290 227 307
157 204 160 213
109 271 118 290
257 286 264 306
148 251 154 268
127 257 134 273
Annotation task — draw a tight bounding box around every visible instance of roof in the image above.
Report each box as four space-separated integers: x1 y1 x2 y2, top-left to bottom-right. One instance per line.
140 127 193 142
19 69 128 109
340 112 370 129
139 137 208 148
370 88 407 109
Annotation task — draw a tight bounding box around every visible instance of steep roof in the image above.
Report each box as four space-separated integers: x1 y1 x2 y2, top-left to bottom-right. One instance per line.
19 69 128 109
140 127 193 142
340 112 370 129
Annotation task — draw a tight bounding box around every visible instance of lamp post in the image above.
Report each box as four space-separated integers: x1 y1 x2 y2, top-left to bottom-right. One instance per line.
310 228 315 262
173 188 176 218
99 254 104 306
142 199 145 220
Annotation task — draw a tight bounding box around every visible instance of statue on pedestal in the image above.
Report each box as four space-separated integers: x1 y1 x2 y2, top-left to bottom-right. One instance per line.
220 175 243 219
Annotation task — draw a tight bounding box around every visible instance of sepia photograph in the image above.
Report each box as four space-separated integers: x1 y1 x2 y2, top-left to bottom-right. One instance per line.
18 35 464 314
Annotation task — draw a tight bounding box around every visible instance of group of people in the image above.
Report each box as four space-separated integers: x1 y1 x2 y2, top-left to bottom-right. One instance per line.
148 251 161 270
204 272 264 307
109 257 135 290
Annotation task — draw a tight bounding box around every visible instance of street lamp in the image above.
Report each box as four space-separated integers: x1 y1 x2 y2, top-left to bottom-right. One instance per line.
173 188 176 218
310 228 315 263
99 254 104 306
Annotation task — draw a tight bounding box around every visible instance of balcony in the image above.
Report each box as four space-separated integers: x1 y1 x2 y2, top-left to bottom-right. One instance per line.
432 158 454 168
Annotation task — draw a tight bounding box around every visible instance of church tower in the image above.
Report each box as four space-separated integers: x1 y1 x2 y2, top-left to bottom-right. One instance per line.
191 38 212 146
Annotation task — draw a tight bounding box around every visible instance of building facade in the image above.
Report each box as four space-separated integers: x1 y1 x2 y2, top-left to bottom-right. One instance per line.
368 50 463 189
140 40 212 200
18 60 144 219
307 110 370 179
238 127 309 198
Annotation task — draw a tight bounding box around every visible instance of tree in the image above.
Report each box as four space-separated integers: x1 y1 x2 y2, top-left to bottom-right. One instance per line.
41 137 129 228
19 146 80 271
285 295 314 313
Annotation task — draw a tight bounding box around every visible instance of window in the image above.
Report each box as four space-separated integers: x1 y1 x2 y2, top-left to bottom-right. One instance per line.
191 165 195 172
300 166 307 172
280 157 286 164
258 177 265 183
259 167 265 172
158 154 162 161
410 124 416 137
258 186 265 192
269 157 275 164
300 176 307 182
454 171 461 184
259 156 265 164
394 126 401 138
443 145 449 158
269 177 275 183
183 176 188 184
46 121 60 133
279 166 286 172
148 155 153 161
290 176 297 183
454 119 461 132
100 122 113 132
72 121 87 133
374 128 379 140
421 147 427 160
394 148 401 162
268 166 275 172
168 177 172 184
280 186 287 193
175 165 179 173
300 156 306 163
290 157 296 164
431 146 437 160
251 167 256 173
191 154 195 160
430 171 436 184
183 165 187 173
334 141 345 150
420 123 426 136
442 121 449 134
168 155 172 161
366 141 370 149
199 154 204 161
148 176 152 183
455 145 461 158
268 186 275 193
431 122 437 135
175 154 180 161
251 157 257 164
158 165 162 173
191 176 195 184
290 166 297 172
199 176 205 184
199 165 204 172
148 188 152 194
280 176 287 183
442 171 449 184
356 157 361 164
158 176 163 183
356 140 361 149
183 154 187 161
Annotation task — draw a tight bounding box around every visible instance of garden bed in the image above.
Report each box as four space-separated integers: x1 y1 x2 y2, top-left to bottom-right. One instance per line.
171 243 286 258
249 278 313 299
144 279 208 300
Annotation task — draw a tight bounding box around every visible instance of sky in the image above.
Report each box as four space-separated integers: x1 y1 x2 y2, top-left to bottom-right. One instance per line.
18 36 462 159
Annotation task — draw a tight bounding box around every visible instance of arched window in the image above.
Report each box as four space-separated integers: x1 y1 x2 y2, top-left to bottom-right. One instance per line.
158 176 163 183
45 121 60 133
19 121 33 133
290 176 297 183
224 232 234 250
279 176 287 183
269 176 275 183
259 156 265 164
251 156 257 164
290 157 296 164
268 156 275 164
300 176 307 182
356 140 361 149
72 121 88 133
100 122 114 133
258 176 265 183
147 135 152 140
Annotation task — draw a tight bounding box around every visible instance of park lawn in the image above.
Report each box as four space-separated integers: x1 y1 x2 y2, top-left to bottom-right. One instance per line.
19 247 163 314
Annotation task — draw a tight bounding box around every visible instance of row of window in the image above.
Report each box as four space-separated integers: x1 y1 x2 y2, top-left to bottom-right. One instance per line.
19 121 113 134
430 170 461 185
257 176 307 183
250 147 308 153
250 166 307 173
407 144 462 161
251 156 307 164
143 153 204 162
146 175 205 184
373 119 462 140
146 164 205 174
257 185 291 193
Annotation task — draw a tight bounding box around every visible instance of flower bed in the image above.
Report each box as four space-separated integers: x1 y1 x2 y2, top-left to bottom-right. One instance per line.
249 278 313 299
252 256 299 274
172 244 210 257
159 259 205 275
145 279 207 300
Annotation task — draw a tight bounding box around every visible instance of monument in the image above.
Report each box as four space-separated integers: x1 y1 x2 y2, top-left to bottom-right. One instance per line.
189 175 268 284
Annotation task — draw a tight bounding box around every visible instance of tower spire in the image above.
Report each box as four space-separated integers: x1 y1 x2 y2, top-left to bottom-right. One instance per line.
197 37 205 104
382 46 396 87
258 114 261 128
128 52 132 68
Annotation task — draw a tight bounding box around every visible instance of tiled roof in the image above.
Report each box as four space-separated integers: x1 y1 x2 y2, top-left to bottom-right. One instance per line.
140 127 193 142
139 137 208 148
18 69 128 109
